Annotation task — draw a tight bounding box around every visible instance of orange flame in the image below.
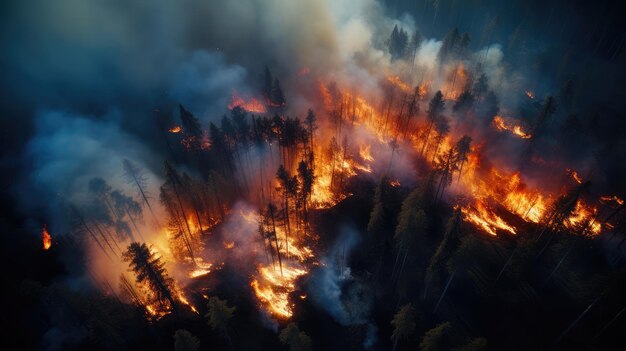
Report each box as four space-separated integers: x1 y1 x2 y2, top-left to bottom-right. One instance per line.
460 202 517 236
251 265 307 318
567 169 583 184
565 200 601 235
177 291 199 314
386 75 411 93
228 92 267 113
169 125 182 133
492 116 532 139
43 225 52 250
600 195 624 205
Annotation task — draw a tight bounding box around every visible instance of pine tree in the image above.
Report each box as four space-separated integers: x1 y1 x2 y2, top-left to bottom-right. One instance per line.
455 136 472 181
425 211 462 299
279 323 313 351
122 242 176 309
438 28 460 62
453 89 475 115
122 159 159 226
419 322 452 351
271 78 286 107
453 337 487 351
430 115 450 162
174 330 200 351
421 91 445 155
179 105 202 139
394 206 427 279
409 29 423 60
391 304 416 351
110 190 143 241
262 66 273 102
368 176 393 236
389 25 409 61
206 296 236 351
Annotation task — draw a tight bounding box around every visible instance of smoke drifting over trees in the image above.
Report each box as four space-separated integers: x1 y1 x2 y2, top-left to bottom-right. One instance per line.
1 0 626 350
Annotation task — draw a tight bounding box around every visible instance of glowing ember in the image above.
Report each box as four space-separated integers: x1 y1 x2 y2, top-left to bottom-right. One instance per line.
525 90 535 99
169 125 182 133
42 225 52 250
223 241 235 249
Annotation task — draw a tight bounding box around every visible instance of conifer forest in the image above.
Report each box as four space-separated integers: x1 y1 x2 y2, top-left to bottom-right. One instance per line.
2 1 626 350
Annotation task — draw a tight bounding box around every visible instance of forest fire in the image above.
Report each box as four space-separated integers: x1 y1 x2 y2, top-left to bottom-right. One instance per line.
42 225 52 250
13 2 626 349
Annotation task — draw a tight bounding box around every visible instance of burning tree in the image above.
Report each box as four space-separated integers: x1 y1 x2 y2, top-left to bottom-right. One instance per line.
122 242 176 311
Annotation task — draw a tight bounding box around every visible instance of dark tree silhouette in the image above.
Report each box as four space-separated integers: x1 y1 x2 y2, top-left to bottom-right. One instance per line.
174 329 200 351
453 89 475 116
123 159 159 226
262 66 273 102
389 24 409 61
279 323 313 351
206 296 236 351
425 210 462 300
391 304 416 351
455 136 472 180
419 322 452 351
122 242 176 309
110 190 144 241
421 91 445 155
438 28 460 61
271 78 286 107
179 105 202 140
454 337 487 351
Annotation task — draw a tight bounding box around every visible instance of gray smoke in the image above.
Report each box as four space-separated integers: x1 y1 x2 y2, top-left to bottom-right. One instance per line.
308 225 378 347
